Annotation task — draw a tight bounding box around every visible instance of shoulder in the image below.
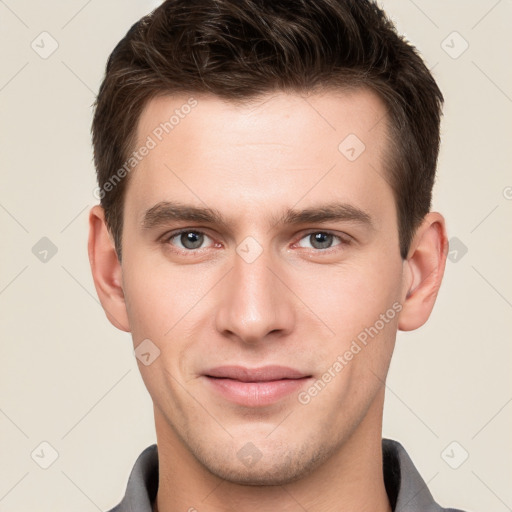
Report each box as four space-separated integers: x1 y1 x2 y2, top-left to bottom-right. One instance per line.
382 438 472 512
105 444 159 512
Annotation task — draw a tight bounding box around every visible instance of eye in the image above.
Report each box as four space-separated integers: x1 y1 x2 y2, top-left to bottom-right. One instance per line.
165 230 213 250
296 231 345 250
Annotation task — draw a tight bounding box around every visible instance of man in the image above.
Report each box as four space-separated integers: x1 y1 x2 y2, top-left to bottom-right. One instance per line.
88 0 467 511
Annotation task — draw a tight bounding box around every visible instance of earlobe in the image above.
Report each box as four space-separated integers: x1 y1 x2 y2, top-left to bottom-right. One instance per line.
88 205 131 332
398 212 448 332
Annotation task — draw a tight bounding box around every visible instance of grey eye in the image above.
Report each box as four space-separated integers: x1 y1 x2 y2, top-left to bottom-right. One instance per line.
310 232 333 249
297 232 340 250
173 231 206 250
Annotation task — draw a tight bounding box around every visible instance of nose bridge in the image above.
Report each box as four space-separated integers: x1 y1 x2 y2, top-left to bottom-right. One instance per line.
214 243 294 344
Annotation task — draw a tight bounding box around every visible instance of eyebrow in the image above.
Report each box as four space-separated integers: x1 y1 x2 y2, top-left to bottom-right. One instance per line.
141 201 374 231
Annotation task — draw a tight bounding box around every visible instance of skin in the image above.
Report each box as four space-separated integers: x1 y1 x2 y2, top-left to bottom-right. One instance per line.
88 89 448 512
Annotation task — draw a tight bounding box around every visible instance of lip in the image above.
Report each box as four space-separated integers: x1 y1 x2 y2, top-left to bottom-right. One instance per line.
203 365 312 407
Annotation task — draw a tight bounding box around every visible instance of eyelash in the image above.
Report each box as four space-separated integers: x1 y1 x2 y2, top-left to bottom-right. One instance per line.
161 229 351 255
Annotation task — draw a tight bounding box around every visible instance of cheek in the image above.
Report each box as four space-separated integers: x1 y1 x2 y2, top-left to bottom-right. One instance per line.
304 260 401 410
121 254 218 384
121 217 172 333
121 261 192 405
122 256 179 342
297 254 403 339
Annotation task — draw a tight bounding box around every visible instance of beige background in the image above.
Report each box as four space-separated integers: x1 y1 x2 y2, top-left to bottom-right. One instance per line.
1 0 511 510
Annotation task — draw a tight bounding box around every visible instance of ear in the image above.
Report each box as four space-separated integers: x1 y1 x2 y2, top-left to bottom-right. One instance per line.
398 212 448 331
88 205 130 332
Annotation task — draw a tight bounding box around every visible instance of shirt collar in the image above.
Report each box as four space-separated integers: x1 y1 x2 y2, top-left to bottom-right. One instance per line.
108 438 461 512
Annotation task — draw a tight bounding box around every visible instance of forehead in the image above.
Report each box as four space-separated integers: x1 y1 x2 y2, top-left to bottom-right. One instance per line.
136 88 388 155
126 89 393 227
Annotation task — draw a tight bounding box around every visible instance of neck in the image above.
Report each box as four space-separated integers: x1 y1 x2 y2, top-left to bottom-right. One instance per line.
153 389 391 512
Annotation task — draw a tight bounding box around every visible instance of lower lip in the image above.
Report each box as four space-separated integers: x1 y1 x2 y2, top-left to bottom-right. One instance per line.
204 376 311 407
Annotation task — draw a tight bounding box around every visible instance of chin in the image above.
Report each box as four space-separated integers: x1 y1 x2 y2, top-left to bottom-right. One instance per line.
196 442 329 486
205 463 305 486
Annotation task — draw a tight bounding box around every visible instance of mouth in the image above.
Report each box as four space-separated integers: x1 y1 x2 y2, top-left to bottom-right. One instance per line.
203 365 313 407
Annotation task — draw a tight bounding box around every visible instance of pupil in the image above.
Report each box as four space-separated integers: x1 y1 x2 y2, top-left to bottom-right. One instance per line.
181 232 203 249
311 232 332 249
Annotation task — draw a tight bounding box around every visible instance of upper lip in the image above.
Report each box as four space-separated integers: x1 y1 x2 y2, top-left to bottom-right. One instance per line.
204 365 311 382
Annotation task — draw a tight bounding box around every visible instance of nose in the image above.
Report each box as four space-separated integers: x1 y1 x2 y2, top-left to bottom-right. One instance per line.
214 245 295 346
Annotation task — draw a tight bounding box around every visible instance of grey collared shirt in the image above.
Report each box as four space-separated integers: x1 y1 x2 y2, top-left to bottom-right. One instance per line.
107 438 468 512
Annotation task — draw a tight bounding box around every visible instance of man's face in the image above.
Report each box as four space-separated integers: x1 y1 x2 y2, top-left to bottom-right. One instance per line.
120 89 408 484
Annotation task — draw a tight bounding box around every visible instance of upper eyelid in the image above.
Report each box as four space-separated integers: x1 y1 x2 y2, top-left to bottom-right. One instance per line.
164 229 215 245
163 228 213 239
296 231 345 240
293 231 350 249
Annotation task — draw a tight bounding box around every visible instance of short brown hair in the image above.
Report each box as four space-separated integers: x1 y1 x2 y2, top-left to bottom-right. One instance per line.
92 0 443 261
